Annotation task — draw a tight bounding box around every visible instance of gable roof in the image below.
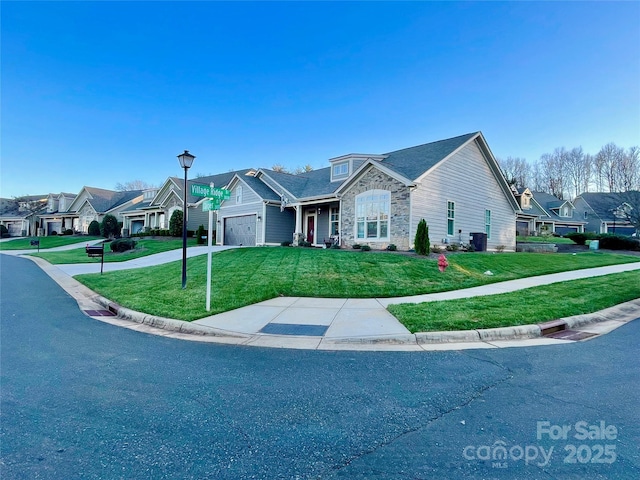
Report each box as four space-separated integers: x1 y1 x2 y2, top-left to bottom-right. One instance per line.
380 132 479 181
577 191 639 219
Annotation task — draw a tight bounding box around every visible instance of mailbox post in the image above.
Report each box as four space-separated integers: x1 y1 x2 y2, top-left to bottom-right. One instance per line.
86 244 105 274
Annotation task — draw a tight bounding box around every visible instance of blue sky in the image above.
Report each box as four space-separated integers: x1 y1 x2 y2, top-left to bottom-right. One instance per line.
2 1 639 198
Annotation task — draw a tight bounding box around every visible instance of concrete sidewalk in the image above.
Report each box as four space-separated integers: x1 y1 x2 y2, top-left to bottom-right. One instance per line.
7 245 640 351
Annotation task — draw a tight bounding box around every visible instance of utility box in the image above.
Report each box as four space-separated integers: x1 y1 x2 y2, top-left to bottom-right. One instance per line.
589 240 599 250
470 232 488 252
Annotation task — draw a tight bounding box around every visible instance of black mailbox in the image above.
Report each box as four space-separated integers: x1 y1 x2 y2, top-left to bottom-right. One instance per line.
86 244 105 274
86 245 104 257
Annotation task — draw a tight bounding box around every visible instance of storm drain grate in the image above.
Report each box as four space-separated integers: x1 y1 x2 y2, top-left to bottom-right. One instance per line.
84 309 116 317
545 329 597 341
259 323 328 336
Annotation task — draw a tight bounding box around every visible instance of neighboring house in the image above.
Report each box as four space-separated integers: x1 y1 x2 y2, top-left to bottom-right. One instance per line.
513 188 586 236
0 195 48 237
573 192 639 236
37 192 78 235
58 187 144 234
123 170 252 237
218 132 521 251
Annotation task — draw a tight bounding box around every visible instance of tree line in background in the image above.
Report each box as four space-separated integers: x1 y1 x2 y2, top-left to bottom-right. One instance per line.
498 142 639 200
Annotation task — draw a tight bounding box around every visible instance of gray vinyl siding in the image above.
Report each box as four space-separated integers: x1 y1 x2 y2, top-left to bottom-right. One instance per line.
264 205 295 244
230 182 260 206
411 141 516 251
187 206 217 232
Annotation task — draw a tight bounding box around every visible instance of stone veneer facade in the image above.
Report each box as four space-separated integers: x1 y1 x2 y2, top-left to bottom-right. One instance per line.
340 166 412 250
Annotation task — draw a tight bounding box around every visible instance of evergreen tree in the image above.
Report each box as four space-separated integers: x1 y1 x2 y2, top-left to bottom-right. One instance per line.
414 219 430 255
169 209 184 237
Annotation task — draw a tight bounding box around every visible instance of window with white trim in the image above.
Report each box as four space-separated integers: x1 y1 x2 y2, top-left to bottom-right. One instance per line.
355 190 390 240
485 209 491 239
330 207 339 235
236 186 243 204
333 162 349 177
447 201 455 236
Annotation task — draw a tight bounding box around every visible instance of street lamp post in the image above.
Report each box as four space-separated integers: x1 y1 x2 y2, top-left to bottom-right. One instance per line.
177 150 195 289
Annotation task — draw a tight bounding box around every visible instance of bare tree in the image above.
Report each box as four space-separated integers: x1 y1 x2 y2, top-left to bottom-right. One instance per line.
293 164 314 175
537 148 569 199
595 143 625 192
497 157 530 188
115 180 155 191
565 147 591 199
619 146 640 192
271 164 288 173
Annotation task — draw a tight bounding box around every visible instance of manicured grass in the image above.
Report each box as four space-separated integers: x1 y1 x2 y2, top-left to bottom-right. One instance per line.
75 247 640 321
389 271 640 332
30 238 197 264
516 236 575 244
0 236 102 250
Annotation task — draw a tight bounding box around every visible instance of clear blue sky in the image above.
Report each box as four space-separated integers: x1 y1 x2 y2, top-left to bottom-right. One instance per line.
2 1 639 198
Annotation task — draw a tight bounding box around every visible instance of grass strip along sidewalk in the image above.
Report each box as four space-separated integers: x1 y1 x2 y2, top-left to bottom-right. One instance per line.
389 270 640 332
74 247 640 323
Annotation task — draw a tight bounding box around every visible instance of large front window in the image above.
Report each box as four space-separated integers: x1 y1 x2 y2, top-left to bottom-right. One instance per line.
356 190 390 240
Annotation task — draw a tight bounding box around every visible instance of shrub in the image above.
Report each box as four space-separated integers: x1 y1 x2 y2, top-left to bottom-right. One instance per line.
88 220 101 236
0 225 9 238
101 214 120 238
496 245 506 253
299 240 312 247
330 244 341 249
361 245 371 251
446 243 459 252
196 225 206 245
386 244 397 251
414 219 430 255
169 210 184 237
598 234 640 251
430 245 442 254
566 232 596 245
352 244 362 249
50 231 58 236
64 229 74 235
281 241 292 247
110 238 137 253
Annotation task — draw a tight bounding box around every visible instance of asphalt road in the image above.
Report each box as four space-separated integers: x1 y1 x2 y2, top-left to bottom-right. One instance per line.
1 254 639 479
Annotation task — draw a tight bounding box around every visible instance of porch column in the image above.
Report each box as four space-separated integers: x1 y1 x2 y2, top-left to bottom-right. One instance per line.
293 204 303 246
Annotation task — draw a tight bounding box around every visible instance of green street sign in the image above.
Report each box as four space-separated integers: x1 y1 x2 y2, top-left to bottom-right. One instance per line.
191 183 231 200
202 199 220 212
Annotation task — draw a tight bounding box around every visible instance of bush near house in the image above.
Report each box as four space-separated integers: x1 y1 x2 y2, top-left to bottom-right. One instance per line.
196 225 206 245
0 225 9 238
88 220 101 236
101 214 120 239
169 210 183 237
598 234 640 251
566 232 597 245
414 219 430 255
110 238 137 253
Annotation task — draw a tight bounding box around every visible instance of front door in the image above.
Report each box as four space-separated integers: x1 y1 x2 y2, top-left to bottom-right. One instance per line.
306 215 315 243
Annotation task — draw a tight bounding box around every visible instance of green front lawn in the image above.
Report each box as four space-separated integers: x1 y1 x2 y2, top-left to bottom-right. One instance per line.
389 271 640 332
30 238 198 264
0 236 102 250
75 247 640 321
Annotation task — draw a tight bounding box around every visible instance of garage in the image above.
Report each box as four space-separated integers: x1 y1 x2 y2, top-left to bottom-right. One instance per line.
224 215 256 246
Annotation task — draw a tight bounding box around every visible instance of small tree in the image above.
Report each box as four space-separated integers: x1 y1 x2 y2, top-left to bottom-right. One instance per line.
414 219 430 255
196 224 206 245
101 214 120 239
88 220 101 236
169 209 184 237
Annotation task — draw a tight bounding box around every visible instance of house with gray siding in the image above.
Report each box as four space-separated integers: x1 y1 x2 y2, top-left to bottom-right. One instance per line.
573 192 639 236
513 188 586 236
217 132 521 251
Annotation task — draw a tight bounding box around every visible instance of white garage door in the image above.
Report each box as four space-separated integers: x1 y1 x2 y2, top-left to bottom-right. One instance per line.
224 215 256 246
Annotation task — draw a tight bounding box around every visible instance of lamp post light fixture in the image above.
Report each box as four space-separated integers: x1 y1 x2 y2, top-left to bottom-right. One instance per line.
177 150 196 289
